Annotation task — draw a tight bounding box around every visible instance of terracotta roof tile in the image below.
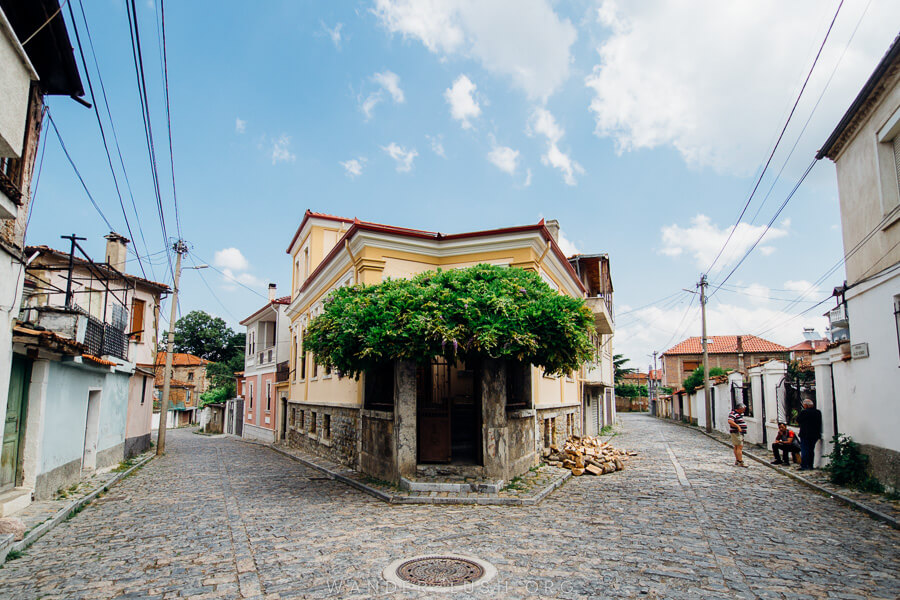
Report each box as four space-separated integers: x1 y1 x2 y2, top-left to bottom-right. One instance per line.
663 335 788 356
154 352 210 366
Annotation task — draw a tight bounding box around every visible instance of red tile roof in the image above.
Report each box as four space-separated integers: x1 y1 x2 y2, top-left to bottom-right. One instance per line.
663 335 788 356
82 354 117 366
154 352 210 366
789 339 830 353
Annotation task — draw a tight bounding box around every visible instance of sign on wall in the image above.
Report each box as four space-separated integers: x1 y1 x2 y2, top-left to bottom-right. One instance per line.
850 343 869 359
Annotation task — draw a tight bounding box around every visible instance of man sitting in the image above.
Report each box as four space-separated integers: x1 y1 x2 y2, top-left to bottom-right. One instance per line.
771 422 800 465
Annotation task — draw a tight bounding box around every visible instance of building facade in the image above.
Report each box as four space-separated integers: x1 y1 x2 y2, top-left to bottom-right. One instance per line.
148 352 210 428
282 211 613 487
661 335 789 390
239 286 291 443
814 35 900 490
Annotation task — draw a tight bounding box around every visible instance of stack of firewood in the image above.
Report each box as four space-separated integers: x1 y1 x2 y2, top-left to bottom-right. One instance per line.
543 435 637 476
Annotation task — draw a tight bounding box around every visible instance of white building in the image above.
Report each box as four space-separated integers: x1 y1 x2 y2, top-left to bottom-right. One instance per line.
814 34 900 490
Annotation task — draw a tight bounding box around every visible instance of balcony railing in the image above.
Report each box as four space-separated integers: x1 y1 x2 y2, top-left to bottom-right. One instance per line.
276 360 290 383
84 314 128 361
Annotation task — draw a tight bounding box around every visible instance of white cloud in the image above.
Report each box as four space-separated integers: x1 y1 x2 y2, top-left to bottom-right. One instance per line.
340 158 366 178
783 280 822 298
614 296 828 367
235 118 246 134
214 247 249 272
426 134 446 157
556 229 579 257
584 0 900 174
444 75 481 130
382 142 418 172
373 0 576 101
487 144 519 175
660 214 789 271
322 21 343 48
527 107 583 185
270 134 296 164
523 168 533 187
360 70 406 119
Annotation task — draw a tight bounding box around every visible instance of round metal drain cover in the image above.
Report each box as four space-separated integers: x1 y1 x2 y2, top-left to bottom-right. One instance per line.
383 554 496 592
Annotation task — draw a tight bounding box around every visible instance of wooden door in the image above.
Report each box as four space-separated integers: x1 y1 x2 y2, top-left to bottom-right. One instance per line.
2 355 30 489
417 361 451 463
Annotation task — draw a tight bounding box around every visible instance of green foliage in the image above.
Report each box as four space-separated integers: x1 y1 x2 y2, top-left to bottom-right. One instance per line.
787 359 815 382
659 386 674 395
5 549 23 561
303 264 595 378
200 386 231 407
825 434 884 492
166 310 242 363
615 383 648 398
613 354 635 382
682 366 727 393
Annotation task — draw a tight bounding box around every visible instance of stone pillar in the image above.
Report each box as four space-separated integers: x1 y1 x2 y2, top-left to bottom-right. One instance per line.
761 360 787 446
481 358 509 481
21 359 50 491
393 360 417 480
811 352 837 466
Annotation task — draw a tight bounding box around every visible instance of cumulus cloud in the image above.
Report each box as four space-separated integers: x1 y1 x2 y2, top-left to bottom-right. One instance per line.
584 0 900 174
660 214 789 271
235 118 246 134
382 143 418 172
322 21 343 48
556 229 579 257
444 75 481 129
214 248 264 290
340 158 366 178
487 144 519 175
373 0 576 101
270 134 296 164
360 70 406 119
527 107 583 185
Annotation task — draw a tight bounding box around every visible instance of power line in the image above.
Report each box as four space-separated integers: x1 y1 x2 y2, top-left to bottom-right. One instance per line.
191 252 269 300
65 0 147 279
159 0 183 239
189 254 240 321
704 0 845 275
75 0 158 281
46 112 113 230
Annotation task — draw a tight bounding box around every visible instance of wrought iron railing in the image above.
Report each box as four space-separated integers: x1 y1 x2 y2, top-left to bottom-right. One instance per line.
276 360 290 383
84 313 128 361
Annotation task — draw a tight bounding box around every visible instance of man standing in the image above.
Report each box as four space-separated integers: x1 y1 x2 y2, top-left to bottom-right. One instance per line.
728 403 749 468
797 399 822 471
771 422 800 465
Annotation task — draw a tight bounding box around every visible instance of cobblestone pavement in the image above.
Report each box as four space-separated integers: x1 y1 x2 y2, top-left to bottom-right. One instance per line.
0 414 897 599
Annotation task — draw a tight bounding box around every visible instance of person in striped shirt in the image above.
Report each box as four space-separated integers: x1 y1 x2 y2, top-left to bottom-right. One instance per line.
728 404 749 468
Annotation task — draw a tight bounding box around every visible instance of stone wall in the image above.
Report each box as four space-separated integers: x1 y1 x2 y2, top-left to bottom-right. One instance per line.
535 405 581 450
285 403 359 468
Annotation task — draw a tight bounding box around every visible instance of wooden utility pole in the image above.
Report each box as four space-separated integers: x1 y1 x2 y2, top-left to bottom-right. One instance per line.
699 274 712 433
157 240 187 455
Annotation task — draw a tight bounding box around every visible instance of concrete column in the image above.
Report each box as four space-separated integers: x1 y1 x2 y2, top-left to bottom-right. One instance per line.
20 359 50 490
393 360 416 480
761 360 787 445
481 358 508 481
811 352 837 466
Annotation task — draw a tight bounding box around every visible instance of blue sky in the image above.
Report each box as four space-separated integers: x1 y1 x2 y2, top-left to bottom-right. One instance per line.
28 0 900 368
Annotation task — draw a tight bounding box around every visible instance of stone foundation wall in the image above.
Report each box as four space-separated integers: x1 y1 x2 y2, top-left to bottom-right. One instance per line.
507 409 538 476
124 433 151 458
286 403 359 468
860 443 900 492
535 405 581 450
359 410 394 482
34 458 81 500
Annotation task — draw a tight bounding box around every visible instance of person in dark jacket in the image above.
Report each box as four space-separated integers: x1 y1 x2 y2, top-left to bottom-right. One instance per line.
797 399 822 470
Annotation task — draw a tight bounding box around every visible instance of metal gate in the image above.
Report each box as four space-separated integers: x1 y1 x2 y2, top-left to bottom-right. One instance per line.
731 381 753 417
775 377 816 426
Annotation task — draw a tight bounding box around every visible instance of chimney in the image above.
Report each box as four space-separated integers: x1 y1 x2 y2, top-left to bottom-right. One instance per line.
736 335 744 372
268 283 277 302
545 219 560 243
104 232 130 273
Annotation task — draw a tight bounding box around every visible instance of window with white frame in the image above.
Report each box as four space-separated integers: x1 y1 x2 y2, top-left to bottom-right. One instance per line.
876 108 900 219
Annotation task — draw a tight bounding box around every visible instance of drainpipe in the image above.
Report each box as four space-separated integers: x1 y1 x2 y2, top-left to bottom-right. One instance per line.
344 240 358 284
829 364 839 436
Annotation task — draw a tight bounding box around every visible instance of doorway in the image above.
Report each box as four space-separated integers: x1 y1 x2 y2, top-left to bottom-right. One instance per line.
2 355 31 490
417 359 481 465
280 397 288 441
82 390 102 471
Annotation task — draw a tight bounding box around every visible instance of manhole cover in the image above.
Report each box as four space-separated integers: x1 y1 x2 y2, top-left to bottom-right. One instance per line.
383 554 496 592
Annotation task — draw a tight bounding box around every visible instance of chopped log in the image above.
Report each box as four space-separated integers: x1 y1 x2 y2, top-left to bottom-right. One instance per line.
585 464 603 476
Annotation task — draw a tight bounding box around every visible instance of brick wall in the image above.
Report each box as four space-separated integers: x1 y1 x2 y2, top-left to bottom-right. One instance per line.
285 403 359 468
662 353 787 388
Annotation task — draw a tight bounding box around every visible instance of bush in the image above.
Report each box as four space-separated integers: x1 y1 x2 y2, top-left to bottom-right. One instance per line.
200 386 230 407
825 434 884 492
682 366 727 392
304 264 595 378
615 383 648 398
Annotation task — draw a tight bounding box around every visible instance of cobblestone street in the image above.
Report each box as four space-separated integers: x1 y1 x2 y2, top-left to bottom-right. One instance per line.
0 414 897 599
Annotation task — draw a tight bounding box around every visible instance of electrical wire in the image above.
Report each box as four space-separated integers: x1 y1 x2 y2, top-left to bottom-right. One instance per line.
46 111 113 230
159 0 183 239
189 254 240 321
191 252 269 300
703 0 845 275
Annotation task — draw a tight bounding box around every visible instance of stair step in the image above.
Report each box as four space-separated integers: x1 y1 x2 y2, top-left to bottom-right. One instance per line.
0 488 32 517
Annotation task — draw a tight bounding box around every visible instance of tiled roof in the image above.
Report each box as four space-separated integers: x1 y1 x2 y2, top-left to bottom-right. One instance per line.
82 354 117 366
154 352 210 366
789 339 830 352
663 335 788 356
153 369 193 388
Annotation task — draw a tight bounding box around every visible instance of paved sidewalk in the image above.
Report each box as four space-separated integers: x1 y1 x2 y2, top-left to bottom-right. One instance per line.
0 415 896 599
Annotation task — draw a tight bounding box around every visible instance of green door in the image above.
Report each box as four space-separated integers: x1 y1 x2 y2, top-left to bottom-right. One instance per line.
2 355 30 490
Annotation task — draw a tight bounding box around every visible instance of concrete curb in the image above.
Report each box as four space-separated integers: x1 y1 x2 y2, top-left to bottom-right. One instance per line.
2 454 155 564
247 439 571 506
658 417 899 530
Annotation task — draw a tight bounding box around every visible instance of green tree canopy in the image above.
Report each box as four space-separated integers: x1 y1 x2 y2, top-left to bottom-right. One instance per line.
682 366 728 393
303 264 596 378
167 310 242 364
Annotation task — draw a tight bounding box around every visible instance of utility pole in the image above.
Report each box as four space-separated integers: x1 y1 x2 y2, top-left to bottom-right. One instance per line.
157 240 187 455
699 274 712 433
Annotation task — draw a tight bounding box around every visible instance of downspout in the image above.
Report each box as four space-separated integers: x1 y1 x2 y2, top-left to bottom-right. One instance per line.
344 239 358 284
829 364 838 436
760 377 767 446
536 240 551 269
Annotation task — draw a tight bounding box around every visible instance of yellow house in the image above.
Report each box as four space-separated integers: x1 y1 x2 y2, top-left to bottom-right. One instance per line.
283 210 614 486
